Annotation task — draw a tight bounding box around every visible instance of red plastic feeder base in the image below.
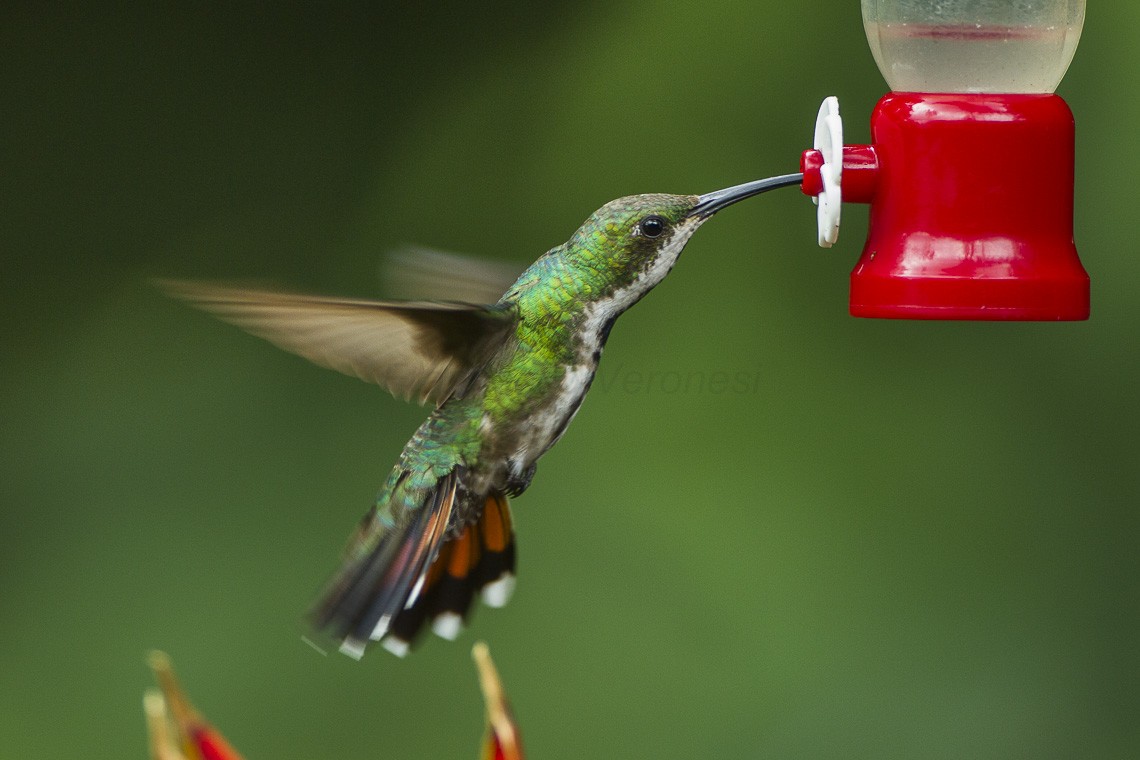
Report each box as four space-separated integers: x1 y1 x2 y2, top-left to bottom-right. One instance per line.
850 93 1089 321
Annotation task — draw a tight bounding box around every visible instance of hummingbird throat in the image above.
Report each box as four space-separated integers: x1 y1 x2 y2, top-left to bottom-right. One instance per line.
583 217 706 340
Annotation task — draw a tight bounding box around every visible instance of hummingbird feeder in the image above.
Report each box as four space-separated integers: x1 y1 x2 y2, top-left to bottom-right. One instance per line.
800 0 1089 320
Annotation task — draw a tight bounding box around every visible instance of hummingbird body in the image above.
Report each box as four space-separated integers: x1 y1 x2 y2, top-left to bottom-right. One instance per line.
162 176 800 658
482 194 703 484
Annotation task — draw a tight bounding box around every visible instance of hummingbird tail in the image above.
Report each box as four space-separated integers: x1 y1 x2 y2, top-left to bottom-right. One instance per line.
311 476 517 659
311 470 460 659
386 491 517 652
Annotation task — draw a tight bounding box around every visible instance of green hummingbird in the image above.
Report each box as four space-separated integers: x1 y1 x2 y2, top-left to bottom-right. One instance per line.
162 174 800 659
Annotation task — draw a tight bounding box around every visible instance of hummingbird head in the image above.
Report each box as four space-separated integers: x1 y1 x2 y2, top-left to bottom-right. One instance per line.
559 174 802 312
563 192 702 291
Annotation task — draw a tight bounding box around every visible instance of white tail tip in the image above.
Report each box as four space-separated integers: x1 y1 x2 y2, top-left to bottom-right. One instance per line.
481 574 516 609
381 637 410 658
432 612 465 641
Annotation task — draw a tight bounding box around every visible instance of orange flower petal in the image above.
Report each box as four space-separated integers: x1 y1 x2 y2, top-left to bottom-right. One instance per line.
146 651 246 760
472 642 523 760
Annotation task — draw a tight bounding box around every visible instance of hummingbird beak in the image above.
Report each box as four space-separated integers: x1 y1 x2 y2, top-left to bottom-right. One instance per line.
688 173 803 218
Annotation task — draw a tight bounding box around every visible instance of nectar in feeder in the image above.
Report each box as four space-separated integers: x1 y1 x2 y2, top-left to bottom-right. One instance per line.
862 0 1085 94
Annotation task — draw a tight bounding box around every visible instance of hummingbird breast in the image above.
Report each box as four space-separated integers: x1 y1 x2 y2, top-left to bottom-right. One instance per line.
502 357 597 478
474 218 701 494
476 322 611 491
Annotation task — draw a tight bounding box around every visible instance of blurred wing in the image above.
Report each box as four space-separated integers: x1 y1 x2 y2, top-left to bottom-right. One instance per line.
158 280 517 405
382 245 523 304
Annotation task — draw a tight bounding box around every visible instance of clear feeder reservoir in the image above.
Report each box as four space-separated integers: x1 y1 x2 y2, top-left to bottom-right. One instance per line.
862 0 1085 93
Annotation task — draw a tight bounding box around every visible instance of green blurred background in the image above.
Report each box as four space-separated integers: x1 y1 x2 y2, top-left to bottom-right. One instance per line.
3 3 1137 758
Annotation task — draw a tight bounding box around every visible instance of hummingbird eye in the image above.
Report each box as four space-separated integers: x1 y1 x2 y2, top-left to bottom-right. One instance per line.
638 215 666 239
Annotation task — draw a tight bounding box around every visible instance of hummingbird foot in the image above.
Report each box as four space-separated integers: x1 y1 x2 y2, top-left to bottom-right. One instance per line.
503 463 537 497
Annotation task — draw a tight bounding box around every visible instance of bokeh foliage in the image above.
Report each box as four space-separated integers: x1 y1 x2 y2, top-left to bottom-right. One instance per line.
2 3 1137 758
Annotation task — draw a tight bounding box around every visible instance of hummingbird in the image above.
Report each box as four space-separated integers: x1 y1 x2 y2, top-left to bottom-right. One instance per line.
161 173 801 659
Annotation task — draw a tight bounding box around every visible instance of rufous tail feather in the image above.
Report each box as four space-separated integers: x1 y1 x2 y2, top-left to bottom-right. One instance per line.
388 492 517 653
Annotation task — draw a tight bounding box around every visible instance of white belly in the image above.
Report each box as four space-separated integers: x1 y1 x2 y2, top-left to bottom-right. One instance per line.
506 361 595 477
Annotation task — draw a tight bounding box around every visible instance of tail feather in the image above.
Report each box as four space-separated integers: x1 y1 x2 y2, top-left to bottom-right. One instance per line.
388 525 480 644
311 470 459 659
475 492 517 606
311 478 519 659
385 492 517 652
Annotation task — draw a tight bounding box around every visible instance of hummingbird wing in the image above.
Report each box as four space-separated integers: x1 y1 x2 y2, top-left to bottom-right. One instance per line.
381 245 523 304
157 280 517 405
